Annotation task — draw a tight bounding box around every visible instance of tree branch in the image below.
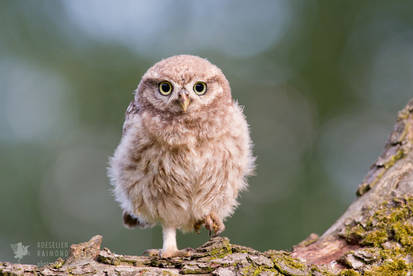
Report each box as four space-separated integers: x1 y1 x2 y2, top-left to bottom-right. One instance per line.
2 99 413 276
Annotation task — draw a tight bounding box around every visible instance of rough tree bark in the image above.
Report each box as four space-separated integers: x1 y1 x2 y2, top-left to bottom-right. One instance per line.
1 99 413 276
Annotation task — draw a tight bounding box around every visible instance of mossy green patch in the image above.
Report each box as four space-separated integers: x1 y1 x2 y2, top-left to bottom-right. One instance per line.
181 266 214 274
240 264 281 276
340 197 413 275
384 149 405 169
339 269 361 276
268 251 307 275
309 265 336 276
208 239 232 259
364 259 410 276
361 228 388 247
343 197 412 249
392 221 413 248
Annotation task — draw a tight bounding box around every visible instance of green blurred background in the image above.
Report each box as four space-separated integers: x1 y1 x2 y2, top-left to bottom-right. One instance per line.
1 0 412 265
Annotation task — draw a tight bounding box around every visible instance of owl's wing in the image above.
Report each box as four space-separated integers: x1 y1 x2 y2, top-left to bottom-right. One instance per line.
122 100 140 135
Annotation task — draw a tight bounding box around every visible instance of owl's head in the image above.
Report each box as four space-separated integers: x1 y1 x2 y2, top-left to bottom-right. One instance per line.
136 55 232 115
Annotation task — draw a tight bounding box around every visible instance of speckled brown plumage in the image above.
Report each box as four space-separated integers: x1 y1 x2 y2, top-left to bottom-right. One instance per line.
108 55 255 258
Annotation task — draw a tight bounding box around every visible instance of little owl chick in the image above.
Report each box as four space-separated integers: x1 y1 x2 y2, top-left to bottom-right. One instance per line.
108 55 254 258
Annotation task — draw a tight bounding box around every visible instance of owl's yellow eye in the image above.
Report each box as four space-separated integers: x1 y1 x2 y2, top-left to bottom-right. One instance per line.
158 81 173 96
193 81 207 95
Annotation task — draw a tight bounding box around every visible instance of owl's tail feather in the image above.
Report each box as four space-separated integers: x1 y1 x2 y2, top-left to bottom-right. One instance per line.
122 211 153 229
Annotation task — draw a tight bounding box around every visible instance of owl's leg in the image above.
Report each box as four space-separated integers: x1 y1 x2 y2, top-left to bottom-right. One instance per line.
160 226 178 257
204 212 225 237
145 226 193 258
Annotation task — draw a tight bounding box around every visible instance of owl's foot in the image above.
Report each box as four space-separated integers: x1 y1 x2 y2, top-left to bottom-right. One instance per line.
204 212 225 237
194 220 203 234
144 248 193 258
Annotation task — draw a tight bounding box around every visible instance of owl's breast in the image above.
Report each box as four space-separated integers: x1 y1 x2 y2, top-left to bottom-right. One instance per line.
134 106 251 193
145 141 219 194
133 133 242 198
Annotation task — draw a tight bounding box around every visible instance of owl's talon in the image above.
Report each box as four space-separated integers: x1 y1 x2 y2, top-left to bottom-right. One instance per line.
211 212 225 236
194 220 203 234
204 215 214 236
204 213 225 237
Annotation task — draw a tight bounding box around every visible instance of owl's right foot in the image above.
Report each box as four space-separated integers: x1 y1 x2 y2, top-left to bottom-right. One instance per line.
204 212 225 237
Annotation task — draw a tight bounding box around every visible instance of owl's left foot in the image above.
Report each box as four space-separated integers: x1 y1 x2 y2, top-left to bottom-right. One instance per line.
144 248 193 258
204 212 225 237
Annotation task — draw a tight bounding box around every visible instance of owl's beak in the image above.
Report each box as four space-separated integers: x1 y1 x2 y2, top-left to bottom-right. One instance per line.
178 91 190 112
